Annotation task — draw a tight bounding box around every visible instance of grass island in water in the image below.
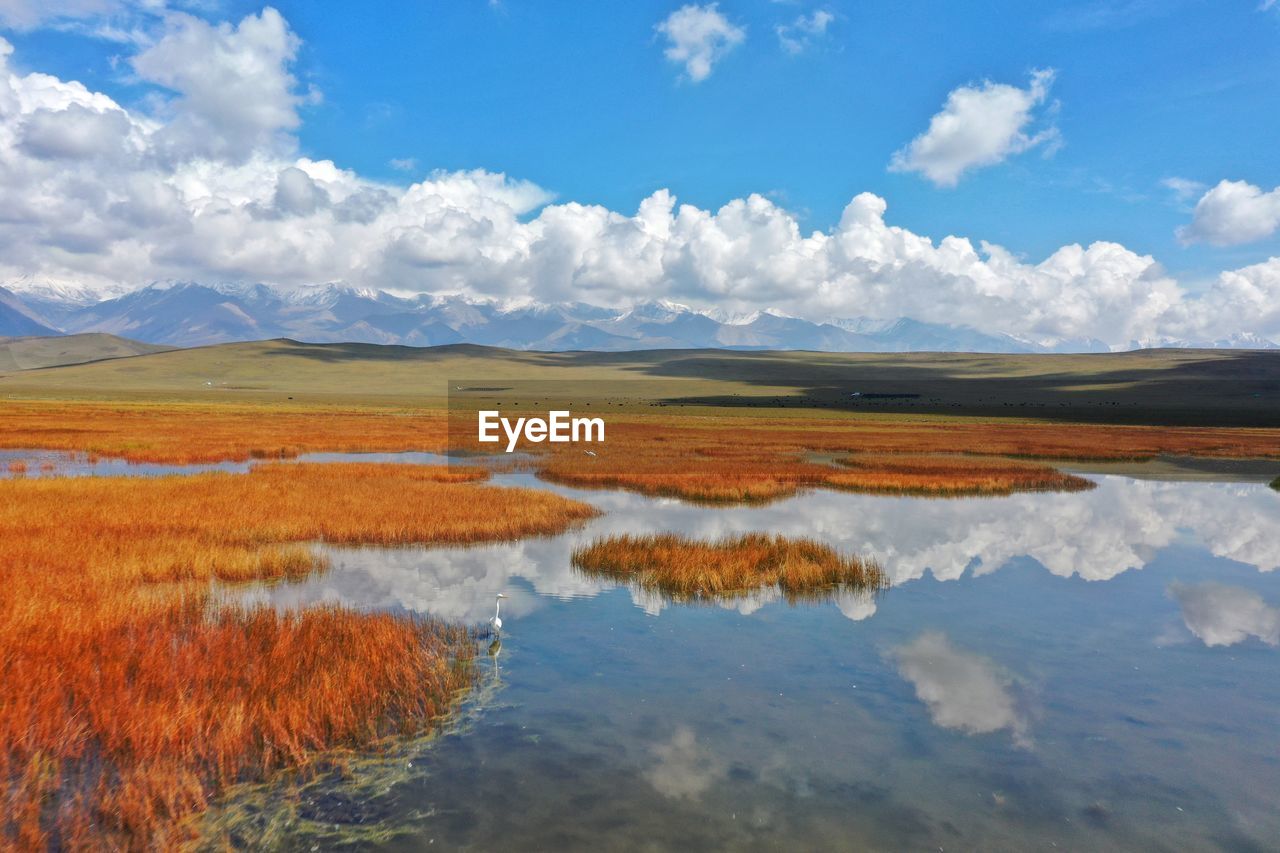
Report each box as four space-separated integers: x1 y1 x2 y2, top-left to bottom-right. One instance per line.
571 532 887 602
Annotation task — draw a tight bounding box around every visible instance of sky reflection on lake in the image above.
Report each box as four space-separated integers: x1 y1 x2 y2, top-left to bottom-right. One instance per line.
234 472 1280 622
214 473 1280 850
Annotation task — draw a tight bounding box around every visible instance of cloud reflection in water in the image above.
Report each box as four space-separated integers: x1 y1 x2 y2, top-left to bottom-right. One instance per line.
232 476 1280 624
889 632 1030 747
1168 581 1280 647
645 727 725 800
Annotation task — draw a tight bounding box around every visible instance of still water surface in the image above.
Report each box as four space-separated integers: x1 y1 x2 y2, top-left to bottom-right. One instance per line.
218 464 1280 851
6 449 1277 849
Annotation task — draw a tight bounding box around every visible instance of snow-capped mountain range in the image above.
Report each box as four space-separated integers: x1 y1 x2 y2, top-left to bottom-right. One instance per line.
0 280 1272 353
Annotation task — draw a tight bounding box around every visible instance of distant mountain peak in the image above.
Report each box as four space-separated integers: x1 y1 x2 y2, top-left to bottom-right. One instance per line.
3 277 128 306
2 281 1273 353
616 298 697 323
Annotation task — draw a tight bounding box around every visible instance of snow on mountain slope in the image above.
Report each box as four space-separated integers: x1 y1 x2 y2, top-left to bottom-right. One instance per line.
4 282 1274 353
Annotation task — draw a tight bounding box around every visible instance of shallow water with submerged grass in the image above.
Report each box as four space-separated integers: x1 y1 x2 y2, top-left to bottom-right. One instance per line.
193 462 1280 851
0 452 604 847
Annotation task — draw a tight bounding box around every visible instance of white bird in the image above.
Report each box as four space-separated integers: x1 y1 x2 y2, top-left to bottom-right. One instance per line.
489 593 507 635
584 450 596 456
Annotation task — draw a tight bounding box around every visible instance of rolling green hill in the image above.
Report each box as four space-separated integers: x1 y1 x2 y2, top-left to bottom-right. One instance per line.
0 338 1277 426
0 333 172 372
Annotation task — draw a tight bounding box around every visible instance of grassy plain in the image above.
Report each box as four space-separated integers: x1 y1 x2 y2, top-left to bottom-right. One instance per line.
0 333 171 372
0 400 448 463
5 399 1277 502
1 340 1277 501
1 338 1278 427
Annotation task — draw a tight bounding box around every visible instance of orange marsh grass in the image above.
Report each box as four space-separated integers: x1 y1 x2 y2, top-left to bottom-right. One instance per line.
0 463 596 849
828 453 1095 496
0 401 450 464
2 402 1277 506
571 533 887 601
521 414 1278 503
539 446 1094 503
5 402 1279 469
468 412 1280 464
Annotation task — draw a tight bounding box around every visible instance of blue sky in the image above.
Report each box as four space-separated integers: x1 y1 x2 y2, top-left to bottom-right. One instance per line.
9 0 1279 274
1 0 1278 345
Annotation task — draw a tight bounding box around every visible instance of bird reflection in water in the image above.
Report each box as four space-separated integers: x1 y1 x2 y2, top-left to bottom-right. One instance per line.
487 635 502 683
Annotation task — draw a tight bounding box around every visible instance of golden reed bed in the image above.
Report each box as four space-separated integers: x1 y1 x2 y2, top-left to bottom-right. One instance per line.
540 448 1094 502
525 414 1278 501
0 463 595 849
0 401 450 464
2 402 1278 469
572 533 886 601
1 401 1277 502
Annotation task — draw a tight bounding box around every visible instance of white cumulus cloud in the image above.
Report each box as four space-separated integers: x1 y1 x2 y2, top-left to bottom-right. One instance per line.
130 8 313 162
0 14 1279 349
890 69 1060 187
1177 179 1280 246
776 9 833 55
656 3 745 83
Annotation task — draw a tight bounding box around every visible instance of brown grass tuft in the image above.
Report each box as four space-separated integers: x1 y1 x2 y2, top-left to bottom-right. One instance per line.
572 533 886 600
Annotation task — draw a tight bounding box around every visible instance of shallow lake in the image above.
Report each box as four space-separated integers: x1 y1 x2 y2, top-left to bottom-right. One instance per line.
196 464 1280 851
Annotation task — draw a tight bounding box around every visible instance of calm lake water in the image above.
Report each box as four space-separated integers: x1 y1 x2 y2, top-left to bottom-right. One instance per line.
7 449 1279 849
221 465 1280 851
